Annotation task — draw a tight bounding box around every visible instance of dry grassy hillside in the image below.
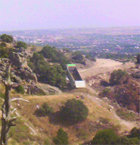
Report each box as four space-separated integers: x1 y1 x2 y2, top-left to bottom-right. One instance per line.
10 88 139 145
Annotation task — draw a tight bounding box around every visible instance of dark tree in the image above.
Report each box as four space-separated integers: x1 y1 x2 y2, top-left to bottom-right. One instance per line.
60 99 88 124
0 34 13 43
16 41 27 49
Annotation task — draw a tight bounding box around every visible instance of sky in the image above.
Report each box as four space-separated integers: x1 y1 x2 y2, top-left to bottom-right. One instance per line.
0 0 139 31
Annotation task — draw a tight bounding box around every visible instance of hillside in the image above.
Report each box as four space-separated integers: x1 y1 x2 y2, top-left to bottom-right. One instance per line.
0 34 139 145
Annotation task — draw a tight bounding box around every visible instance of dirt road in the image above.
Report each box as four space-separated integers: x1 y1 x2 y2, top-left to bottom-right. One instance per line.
79 59 133 79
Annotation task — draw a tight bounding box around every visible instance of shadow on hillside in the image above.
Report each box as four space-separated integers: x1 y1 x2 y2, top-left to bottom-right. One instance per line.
48 111 74 127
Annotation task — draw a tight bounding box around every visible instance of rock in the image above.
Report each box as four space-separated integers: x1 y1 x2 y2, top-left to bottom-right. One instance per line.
26 84 46 95
9 51 38 83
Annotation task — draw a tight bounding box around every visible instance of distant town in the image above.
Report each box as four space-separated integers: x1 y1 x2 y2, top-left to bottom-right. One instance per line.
1 27 140 56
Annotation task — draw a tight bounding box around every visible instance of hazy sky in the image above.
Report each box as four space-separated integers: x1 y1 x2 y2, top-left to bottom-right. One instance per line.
0 0 139 31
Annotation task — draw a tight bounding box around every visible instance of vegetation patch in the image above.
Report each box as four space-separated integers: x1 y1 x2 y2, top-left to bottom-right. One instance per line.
29 52 67 89
116 108 139 121
35 102 54 117
109 69 128 85
91 128 140 145
15 85 25 94
60 99 89 124
53 128 68 145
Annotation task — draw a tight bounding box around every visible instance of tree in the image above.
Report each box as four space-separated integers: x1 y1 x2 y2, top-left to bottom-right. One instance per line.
29 52 67 89
0 34 13 43
0 66 16 145
136 54 140 64
53 128 68 145
109 69 128 85
0 66 29 145
16 41 27 49
60 99 88 124
72 51 85 64
40 45 69 68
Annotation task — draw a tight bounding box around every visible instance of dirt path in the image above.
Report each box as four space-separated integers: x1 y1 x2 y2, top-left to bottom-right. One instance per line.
78 58 138 131
79 59 133 79
86 92 138 131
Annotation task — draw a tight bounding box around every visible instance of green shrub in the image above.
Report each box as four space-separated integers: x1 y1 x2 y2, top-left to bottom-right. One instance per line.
0 42 7 47
116 109 138 121
91 128 140 145
109 69 128 85
35 103 53 116
0 46 11 58
72 51 85 64
117 136 139 145
53 128 68 145
128 127 140 140
0 34 13 43
91 129 119 145
44 138 51 145
100 88 111 97
16 41 27 49
15 85 25 94
60 99 88 124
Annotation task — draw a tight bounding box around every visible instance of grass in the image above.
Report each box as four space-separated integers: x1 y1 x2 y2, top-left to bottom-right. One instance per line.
8 117 36 145
12 91 135 145
116 108 139 121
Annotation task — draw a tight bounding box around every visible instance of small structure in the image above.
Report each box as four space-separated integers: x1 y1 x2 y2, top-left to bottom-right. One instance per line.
67 64 86 88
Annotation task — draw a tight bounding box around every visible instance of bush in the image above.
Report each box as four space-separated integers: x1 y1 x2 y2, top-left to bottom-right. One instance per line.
44 138 51 145
109 69 128 85
117 136 139 145
15 85 25 94
0 46 11 58
16 41 27 49
100 88 111 98
128 127 140 140
53 128 68 145
72 51 85 64
35 103 53 116
91 128 140 145
0 34 13 43
0 42 7 47
116 109 138 121
91 129 119 145
60 99 88 124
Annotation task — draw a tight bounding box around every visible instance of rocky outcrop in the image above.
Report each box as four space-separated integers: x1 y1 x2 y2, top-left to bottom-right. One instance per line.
9 50 37 83
0 58 9 80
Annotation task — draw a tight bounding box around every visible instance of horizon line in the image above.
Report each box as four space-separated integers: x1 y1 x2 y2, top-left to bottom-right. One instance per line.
0 25 140 32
